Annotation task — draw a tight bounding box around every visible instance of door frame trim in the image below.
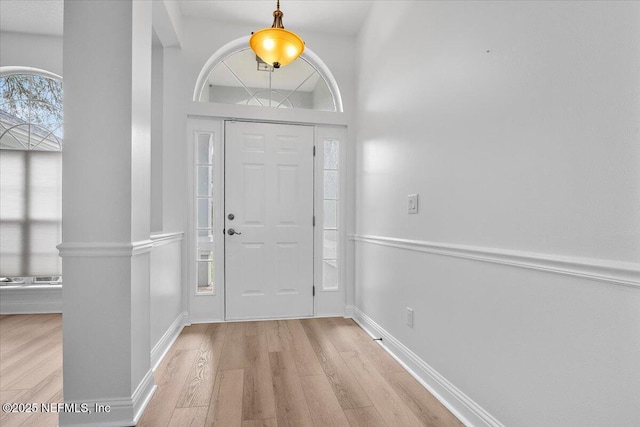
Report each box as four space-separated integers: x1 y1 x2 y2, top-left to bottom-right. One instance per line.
186 114 347 323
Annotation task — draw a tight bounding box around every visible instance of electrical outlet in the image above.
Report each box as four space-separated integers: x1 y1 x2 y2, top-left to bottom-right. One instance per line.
408 194 419 214
406 307 414 327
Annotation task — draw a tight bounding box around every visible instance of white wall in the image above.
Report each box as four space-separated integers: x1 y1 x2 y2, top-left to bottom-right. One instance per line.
355 2 640 427
151 30 164 233
0 32 63 75
149 233 184 366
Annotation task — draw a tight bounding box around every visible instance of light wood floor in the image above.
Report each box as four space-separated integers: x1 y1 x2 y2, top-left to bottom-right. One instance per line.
0 314 63 427
1 315 464 427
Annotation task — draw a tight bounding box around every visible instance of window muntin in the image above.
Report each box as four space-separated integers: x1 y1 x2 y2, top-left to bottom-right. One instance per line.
0 73 63 151
199 48 336 112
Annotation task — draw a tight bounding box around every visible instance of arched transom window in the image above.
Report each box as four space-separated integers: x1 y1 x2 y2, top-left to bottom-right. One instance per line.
195 38 343 112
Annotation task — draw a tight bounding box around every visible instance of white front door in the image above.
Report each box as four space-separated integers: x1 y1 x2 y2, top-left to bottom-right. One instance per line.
225 121 314 320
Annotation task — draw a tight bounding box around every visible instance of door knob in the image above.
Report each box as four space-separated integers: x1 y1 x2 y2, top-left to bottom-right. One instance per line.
227 228 241 235
227 213 235 220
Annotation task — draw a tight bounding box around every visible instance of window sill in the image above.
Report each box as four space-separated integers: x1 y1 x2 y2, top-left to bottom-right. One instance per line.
0 284 62 290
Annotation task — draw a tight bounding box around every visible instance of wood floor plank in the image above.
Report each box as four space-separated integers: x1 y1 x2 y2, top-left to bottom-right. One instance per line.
205 368 244 427
138 349 199 427
283 320 323 377
1 337 58 376
201 323 228 350
175 349 215 408
242 418 278 427
0 314 57 337
0 314 36 332
383 370 464 427
0 315 62 427
245 321 266 336
173 323 210 350
341 351 423 427
0 317 61 354
219 322 250 370
18 389 62 427
0 324 62 369
300 319 372 410
338 319 404 374
265 320 292 352
167 406 209 427
242 334 276 420
317 317 359 352
343 407 387 427
0 368 62 426
269 351 313 427
300 374 351 427
0 313 56 335
0 389 27 404
176 323 227 408
3 343 62 390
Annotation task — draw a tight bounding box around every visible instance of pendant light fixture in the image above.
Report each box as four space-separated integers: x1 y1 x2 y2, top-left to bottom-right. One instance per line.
249 0 304 69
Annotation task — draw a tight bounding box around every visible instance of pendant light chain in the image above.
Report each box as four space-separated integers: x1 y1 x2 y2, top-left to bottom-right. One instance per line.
250 0 304 68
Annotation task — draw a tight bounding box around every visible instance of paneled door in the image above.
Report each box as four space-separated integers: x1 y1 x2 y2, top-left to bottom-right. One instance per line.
225 121 314 319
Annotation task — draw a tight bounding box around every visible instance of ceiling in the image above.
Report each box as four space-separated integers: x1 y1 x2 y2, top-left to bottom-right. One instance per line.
0 0 373 37
0 0 63 36
178 1 373 37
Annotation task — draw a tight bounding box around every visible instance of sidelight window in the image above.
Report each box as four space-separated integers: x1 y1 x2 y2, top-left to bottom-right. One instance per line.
195 132 215 294
322 138 339 290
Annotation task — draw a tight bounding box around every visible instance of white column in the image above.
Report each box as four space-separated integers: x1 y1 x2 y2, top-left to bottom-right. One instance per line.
59 1 154 425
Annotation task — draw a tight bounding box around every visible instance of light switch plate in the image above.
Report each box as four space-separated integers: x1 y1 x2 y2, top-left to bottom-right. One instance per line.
406 307 414 327
408 194 419 214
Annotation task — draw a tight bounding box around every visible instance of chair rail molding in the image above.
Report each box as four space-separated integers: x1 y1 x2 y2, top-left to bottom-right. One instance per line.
351 234 640 289
57 240 155 257
150 231 184 247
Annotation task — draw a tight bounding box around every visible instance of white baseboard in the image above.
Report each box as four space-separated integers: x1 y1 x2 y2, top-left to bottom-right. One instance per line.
353 307 504 427
131 369 157 425
58 369 156 427
151 311 188 371
314 312 347 318
0 285 62 314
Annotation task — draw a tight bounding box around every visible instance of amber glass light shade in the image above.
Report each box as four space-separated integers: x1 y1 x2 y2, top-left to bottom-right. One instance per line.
250 28 304 68
249 1 304 68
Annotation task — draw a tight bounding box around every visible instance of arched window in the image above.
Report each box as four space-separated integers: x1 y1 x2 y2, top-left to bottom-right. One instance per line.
0 67 62 284
194 37 343 112
1 68 63 151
